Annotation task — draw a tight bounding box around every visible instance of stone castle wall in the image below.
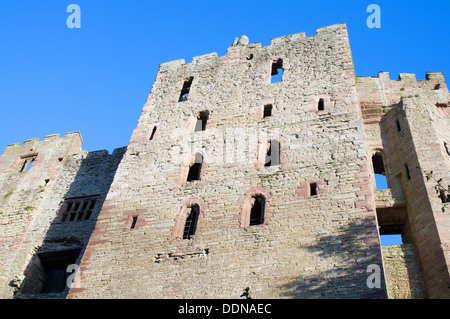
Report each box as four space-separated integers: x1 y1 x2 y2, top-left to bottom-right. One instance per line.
0 23 448 299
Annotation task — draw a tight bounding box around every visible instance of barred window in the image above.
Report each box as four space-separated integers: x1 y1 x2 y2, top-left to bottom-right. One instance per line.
183 205 200 240
61 196 98 222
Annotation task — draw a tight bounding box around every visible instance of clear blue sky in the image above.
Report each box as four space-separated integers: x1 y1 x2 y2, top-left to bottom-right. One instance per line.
0 1 448 244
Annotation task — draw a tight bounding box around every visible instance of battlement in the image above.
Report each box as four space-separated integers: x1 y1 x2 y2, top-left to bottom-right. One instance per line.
361 71 446 84
5 131 83 151
357 71 449 116
159 23 348 70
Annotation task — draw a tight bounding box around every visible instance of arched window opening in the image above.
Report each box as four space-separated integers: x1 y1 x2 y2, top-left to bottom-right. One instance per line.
249 195 265 226
183 205 200 239
187 153 203 182
372 153 388 189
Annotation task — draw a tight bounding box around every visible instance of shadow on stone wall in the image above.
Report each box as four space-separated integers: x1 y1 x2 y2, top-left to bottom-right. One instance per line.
279 219 388 299
13 147 126 299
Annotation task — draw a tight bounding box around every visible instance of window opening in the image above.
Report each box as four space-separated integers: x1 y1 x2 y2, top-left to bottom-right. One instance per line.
61 197 97 222
271 58 283 83
187 153 203 182
310 183 318 196
318 98 325 111
38 248 81 293
179 77 193 102
404 164 411 180
131 216 138 229
195 111 209 132
265 139 280 167
20 156 36 172
396 120 401 132
263 104 273 118
376 207 408 246
249 195 265 226
183 205 199 239
372 153 388 189
149 126 157 140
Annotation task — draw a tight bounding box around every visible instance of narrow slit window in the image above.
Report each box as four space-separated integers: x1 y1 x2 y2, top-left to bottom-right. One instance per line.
271 58 283 83
318 98 325 111
187 153 203 182
265 139 280 167
263 104 273 118
396 120 401 132
372 153 388 189
183 205 199 239
404 164 411 180
249 195 265 226
130 216 138 229
179 77 193 102
195 111 209 132
149 126 157 140
310 183 318 196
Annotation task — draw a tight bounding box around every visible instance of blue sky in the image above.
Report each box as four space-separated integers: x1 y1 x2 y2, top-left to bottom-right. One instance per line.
0 1 448 244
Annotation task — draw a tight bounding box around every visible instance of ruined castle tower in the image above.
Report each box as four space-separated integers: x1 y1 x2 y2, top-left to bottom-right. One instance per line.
0 23 448 299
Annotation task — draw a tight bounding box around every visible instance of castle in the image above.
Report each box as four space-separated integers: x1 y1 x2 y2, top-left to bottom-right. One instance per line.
0 23 449 299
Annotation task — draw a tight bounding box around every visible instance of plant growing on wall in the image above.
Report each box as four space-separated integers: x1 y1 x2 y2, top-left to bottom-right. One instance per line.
424 170 450 210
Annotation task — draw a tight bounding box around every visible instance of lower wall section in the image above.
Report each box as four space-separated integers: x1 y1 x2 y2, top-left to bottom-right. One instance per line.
381 244 427 299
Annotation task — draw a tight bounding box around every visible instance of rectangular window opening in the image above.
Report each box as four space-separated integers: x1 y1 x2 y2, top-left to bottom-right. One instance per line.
271 58 283 83
179 77 193 102
186 153 203 182
310 183 318 196
265 140 280 167
263 104 273 118
376 207 408 246
38 249 81 293
194 111 209 132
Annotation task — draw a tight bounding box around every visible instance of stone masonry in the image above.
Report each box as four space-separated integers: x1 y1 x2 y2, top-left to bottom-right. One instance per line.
0 23 448 299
